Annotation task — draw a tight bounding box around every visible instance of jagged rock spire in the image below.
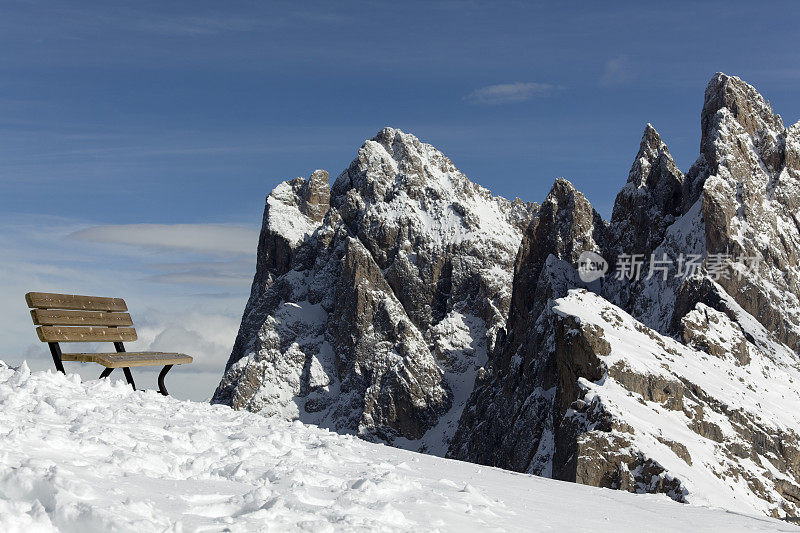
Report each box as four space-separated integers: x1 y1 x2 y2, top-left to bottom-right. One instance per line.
507 178 606 345
610 123 684 260
450 177 606 473
701 73 784 156
451 74 800 517
684 73 789 209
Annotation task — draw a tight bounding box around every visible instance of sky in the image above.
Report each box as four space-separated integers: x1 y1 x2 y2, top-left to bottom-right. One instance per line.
1 0 799 400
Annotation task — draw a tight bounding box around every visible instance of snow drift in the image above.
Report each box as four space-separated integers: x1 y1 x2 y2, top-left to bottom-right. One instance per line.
0 362 792 532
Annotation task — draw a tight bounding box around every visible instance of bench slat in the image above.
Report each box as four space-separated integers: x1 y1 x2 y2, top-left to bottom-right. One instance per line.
61 352 193 368
31 309 133 327
60 353 102 363
36 326 137 343
26 292 127 312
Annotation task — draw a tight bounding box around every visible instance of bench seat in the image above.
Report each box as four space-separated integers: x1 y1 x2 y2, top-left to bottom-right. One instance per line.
61 352 193 368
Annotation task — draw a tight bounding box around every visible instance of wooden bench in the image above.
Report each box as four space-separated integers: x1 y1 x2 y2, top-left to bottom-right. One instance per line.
26 292 193 395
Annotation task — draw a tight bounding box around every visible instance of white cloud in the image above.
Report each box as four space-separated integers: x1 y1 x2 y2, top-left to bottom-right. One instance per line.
600 56 636 87
0 215 254 400
464 82 562 105
132 310 242 374
69 224 259 256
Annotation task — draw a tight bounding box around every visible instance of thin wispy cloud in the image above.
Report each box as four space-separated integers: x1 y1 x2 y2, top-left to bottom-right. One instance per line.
139 258 254 287
69 224 259 257
136 16 261 36
600 56 637 87
148 272 251 286
464 82 562 105
132 9 350 36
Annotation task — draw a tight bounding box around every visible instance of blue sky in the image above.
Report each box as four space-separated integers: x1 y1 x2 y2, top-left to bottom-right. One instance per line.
1 1 799 399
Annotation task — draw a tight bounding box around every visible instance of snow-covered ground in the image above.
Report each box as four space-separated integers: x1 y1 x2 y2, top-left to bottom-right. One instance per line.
0 361 792 532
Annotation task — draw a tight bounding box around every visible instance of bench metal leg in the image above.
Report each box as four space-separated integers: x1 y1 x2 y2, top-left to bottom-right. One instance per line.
158 365 173 396
48 342 66 374
99 367 114 379
114 342 136 391
122 367 136 391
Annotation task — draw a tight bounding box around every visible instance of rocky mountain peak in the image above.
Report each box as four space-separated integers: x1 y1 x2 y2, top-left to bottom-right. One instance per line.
688 73 800 351
633 124 680 189
241 170 332 302
534 177 606 266
372 126 425 162
702 73 784 149
499 177 604 382
610 124 684 260
700 73 788 179
215 127 536 453
548 175 578 197
682 73 788 211
637 123 668 160
506 177 604 339
332 127 464 206
298 169 331 222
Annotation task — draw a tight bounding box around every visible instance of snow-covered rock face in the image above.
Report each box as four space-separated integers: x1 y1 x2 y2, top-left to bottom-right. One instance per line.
213 128 536 452
549 289 800 517
694 74 800 351
448 73 800 517
448 179 607 474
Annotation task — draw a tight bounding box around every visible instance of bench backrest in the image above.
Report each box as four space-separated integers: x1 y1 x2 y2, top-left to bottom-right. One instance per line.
26 292 137 343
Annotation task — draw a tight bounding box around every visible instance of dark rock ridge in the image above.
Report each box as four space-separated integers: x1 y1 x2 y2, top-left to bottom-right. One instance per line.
216 74 800 516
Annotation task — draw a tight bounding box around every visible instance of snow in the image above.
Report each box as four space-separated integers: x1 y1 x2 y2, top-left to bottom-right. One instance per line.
266 180 320 247
0 361 792 532
553 289 800 516
345 129 526 255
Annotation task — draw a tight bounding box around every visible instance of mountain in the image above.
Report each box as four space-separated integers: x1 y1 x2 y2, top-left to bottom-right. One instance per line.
449 73 800 517
215 74 800 517
212 127 536 453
